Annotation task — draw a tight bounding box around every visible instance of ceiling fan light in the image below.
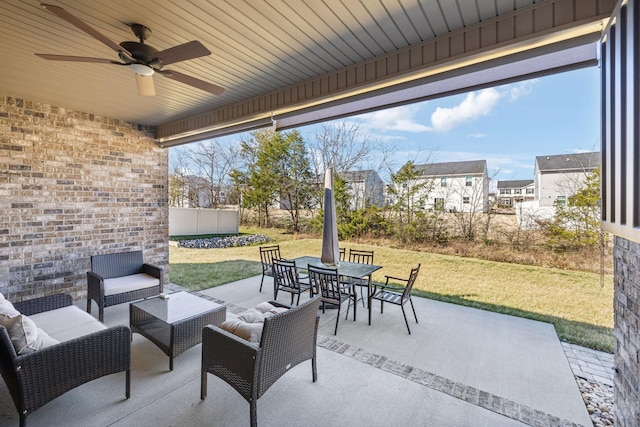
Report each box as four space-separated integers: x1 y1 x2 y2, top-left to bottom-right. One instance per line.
130 63 154 76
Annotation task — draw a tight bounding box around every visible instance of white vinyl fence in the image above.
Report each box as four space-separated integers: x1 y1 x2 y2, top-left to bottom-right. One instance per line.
169 208 239 236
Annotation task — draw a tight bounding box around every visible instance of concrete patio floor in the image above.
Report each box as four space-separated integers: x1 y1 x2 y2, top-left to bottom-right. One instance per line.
0 276 592 426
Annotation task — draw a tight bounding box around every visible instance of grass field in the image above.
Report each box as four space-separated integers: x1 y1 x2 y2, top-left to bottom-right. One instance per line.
169 229 614 352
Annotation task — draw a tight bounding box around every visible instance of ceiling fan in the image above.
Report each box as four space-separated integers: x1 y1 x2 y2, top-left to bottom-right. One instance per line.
35 3 225 96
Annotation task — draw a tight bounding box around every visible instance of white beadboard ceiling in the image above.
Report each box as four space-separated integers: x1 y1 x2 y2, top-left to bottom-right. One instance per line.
0 0 613 141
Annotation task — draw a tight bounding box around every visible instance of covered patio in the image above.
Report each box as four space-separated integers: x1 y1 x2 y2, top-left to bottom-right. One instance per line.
0 277 594 426
3 0 640 425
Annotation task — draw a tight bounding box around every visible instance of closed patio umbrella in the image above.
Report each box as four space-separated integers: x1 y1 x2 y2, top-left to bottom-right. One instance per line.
321 168 340 266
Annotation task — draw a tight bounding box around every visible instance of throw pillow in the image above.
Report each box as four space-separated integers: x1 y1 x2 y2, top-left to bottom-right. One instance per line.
8 314 43 354
0 292 20 323
219 302 289 343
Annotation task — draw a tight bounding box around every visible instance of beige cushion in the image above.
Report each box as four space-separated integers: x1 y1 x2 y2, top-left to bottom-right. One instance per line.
7 314 42 354
31 306 107 342
0 292 20 325
219 302 289 343
103 273 159 296
38 328 60 350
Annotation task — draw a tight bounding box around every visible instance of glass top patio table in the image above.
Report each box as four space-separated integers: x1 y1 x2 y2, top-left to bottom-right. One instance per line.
290 256 381 279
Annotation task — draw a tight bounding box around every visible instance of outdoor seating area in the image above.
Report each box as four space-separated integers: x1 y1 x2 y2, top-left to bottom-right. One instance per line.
0 274 594 426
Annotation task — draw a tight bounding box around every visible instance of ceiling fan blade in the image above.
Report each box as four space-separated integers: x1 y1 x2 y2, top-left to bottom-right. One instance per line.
160 70 225 95
35 53 118 64
135 74 156 96
152 40 211 66
41 3 128 54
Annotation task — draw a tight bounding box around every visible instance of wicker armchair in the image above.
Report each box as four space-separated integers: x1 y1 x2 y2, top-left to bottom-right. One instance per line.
87 250 163 321
201 296 320 427
0 293 130 427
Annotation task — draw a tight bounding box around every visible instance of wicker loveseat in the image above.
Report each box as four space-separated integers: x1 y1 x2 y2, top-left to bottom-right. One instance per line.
201 296 320 427
87 250 163 321
0 293 131 427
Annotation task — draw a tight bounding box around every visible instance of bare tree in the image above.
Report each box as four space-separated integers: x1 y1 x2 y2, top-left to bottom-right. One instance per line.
309 121 372 175
181 140 239 207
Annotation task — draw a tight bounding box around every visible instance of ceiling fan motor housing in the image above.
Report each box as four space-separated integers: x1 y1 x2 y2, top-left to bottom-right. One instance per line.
119 24 159 65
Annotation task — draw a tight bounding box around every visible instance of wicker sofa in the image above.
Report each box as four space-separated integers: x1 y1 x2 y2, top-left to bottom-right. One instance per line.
87 250 163 321
0 293 130 427
201 296 320 427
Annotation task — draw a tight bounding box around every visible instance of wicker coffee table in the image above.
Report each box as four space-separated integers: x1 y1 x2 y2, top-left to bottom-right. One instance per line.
130 291 226 370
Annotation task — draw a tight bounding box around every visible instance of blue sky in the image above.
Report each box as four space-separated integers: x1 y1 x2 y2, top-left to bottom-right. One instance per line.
174 66 600 184
297 66 600 182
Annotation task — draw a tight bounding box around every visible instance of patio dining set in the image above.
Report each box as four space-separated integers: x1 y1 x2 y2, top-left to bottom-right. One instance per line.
259 244 422 335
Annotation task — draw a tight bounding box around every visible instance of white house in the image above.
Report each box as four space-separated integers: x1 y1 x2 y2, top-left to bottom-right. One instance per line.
497 179 535 207
413 160 489 213
534 152 600 207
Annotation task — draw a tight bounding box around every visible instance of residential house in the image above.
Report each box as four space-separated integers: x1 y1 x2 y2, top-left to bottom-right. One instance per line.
534 152 600 207
340 169 386 209
497 180 535 207
414 160 489 213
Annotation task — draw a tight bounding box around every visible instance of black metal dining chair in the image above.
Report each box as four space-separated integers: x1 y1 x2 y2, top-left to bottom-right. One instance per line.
272 259 311 305
259 245 281 292
369 264 421 334
348 249 375 307
307 264 356 335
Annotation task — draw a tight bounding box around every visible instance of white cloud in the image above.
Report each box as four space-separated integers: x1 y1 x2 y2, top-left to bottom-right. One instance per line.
508 79 539 101
354 80 538 135
430 88 502 133
467 132 487 139
356 105 431 133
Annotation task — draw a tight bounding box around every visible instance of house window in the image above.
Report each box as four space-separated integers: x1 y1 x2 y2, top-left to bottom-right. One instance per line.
434 198 445 211
465 176 472 187
556 196 567 207
526 188 534 195
440 177 447 187
463 196 470 204
500 199 512 206
503 189 511 195
514 189 521 195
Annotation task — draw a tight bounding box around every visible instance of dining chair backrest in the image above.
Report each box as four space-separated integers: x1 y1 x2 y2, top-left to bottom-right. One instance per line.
307 264 342 302
272 259 301 290
348 249 374 265
402 264 421 299
339 247 346 261
259 245 281 273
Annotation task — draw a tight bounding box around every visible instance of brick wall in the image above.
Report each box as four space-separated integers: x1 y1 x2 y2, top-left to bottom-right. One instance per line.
614 236 640 426
0 93 168 301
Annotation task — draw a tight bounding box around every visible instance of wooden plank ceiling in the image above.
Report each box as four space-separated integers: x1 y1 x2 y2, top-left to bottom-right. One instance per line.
0 0 614 145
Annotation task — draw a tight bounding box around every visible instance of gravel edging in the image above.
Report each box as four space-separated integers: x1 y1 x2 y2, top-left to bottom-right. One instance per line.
577 376 614 426
174 234 272 249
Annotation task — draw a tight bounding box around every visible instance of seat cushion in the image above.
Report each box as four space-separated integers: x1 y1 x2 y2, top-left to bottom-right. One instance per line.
31 305 107 342
103 273 159 296
219 302 288 343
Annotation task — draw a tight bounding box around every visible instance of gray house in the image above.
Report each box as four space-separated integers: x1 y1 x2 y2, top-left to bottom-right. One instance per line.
340 169 386 209
497 180 534 207
534 152 600 207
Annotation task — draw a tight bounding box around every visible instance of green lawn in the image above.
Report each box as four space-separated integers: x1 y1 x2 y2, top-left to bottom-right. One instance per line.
169 233 614 352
